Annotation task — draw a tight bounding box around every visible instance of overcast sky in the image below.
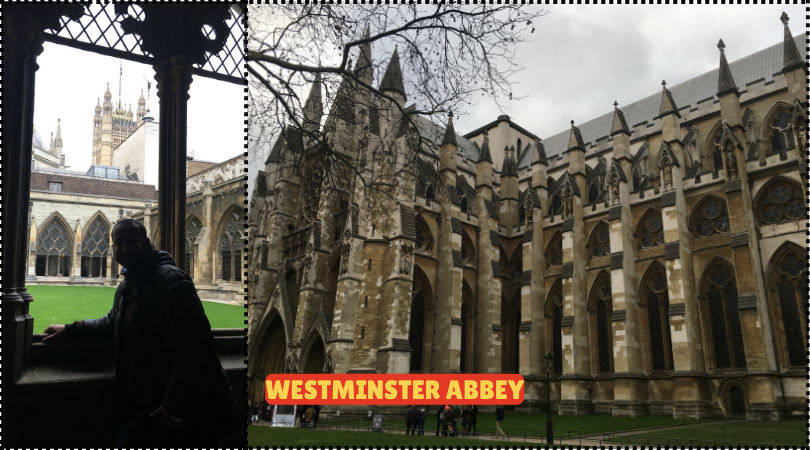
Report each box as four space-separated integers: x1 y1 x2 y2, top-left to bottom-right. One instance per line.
34 42 243 174
249 5 805 196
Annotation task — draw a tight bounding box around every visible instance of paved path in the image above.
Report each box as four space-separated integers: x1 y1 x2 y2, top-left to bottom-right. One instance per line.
253 418 732 447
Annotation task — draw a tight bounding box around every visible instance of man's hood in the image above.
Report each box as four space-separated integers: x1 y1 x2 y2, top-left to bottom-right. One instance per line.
122 245 177 277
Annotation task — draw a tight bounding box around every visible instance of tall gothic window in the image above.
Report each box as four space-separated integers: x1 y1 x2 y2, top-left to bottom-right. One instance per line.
638 211 665 249
757 181 804 225
36 219 71 277
769 249 807 368
588 182 600 204
220 213 242 282
81 217 109 278
185 217 202 277
692 197 731 238
589 222 611 259
632 169 641 191
769 112 796 158
702 262 746 370
712 148 724 177
409 291 426 372
547 234 563 268
591 277 613 373
546 284 564 374
643 267 674 372
461 232 475 265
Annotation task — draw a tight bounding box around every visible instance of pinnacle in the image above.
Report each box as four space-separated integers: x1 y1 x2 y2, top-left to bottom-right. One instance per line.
379 47 406 100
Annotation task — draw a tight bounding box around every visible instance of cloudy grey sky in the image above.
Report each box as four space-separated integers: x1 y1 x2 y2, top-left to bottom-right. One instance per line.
454 5 806 139
34 42 243 175
249 5 805 196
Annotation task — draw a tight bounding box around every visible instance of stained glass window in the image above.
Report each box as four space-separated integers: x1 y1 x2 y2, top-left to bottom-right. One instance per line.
770 112 796 157
759 182 804 224
220 213 241 282
645 269 674 370
593 278 612 373
704 263 746 370
773 250 807 368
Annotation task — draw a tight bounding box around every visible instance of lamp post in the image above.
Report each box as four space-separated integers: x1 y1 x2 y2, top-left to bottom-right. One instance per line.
544 351 554 444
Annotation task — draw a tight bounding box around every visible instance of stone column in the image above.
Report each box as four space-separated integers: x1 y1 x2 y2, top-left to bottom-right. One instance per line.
71 220 84 282
154 61 176 254
475 181 503 375
27 219 38 280
559 123 592 415
607 114 646 416
657 111 710 419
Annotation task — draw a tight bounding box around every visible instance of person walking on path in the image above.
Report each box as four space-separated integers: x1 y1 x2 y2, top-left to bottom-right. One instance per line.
303 406 315 429
494 405 506 439
42 219 238 447
405 405 414 435
440 406 451 437
460 405 470 437
468 405 478 435
450 404 462 437
418 408 426 435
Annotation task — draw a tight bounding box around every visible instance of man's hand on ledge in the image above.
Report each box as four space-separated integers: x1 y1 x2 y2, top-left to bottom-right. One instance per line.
42 324 66 344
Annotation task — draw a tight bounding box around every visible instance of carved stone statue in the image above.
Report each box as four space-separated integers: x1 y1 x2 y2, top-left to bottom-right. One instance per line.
611 176 620 204
564 192 573 218
663 162 673 189
726 148 737 179
399 243 414 275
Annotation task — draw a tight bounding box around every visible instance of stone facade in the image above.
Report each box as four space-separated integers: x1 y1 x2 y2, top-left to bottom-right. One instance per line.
247 18 807 421
92 83 146 166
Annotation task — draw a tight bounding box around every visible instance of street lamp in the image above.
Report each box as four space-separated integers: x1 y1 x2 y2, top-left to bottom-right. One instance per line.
544 351 554 444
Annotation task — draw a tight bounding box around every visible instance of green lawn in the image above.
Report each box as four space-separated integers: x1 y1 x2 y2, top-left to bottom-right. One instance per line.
356 413 698 437
609 420 808 446
248 426 538 447
27 285 244 333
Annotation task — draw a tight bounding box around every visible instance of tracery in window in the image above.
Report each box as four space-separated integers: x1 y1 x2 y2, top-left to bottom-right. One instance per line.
767 246 807 369
590 276 613 373
702 261 746 370
692 197 730 238
461 232 475 265
638 210 665 248
220 212 242 282
81 217 110 278
414 218 433 253
36 219 71 277
546 284 564 374
185 217 202 276
769 112 796 158
547 234 563 267
642 265 674 372
758 181 804 225
589 222 611 259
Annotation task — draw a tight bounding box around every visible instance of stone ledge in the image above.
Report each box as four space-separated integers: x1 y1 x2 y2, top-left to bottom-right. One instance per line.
492 324 502 331
611 309 626 321
561 218 574 233
560 315 574 327
450 317 463 326
518 321 531 331
737 292 757 310
610 252 623 270
668 303 685 316
608 205 622 221
561 262 574 278
664 241 680 260
730 232 749 248
660 190 676 208
724 178 742 193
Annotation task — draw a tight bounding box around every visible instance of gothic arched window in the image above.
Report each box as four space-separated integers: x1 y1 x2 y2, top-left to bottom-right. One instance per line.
549 194 562 216
220 213 242 282
589 222 611 259
461 232 475 265
588 182 600 204
643 267 674 372
185 217 202 276
769 112 796 158
547 234 563 268
36 219 71 277
712 147 723 176
545 283 564 374
691 197 730 238
81 217 109 278
414 218 432 252
519 205 526 225
590 277 613 373
638 211 665 249
632 169 641 191
460 197 469 214
768 248 807 369
757 181 804 225
702 262 746 370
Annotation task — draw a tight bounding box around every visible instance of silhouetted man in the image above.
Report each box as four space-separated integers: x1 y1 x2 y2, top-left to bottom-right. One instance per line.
43 219 238 446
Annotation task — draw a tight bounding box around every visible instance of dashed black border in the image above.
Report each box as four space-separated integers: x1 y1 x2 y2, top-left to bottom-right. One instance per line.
242 2 251 448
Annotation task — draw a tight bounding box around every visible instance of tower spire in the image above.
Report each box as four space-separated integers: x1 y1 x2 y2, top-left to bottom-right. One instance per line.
780 12 804 73
441 111 458 147
355 26 374 86
379 47 406 101
658 80 681 119
716 39 738 96
478 128 493 163
303 73 323 132
53 118 63 158
610 100 631 136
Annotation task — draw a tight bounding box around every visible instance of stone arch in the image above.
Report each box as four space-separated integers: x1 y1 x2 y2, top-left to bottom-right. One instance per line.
545 278 564 374
634 207 664 250
300 328 326 373
763 241 807 370
588 270 613 374
247 306 290 402
214 204 244 283
460 279 476 373
717 378 749 420
35 212 74 277
586 220 611 260
751 176 804 226
688 195 731 239
80 212 112 278
759 100 794 142
461 229 476 266
697 256 746 371
638 261 674 372
409 264 434 373
545 231 563 268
